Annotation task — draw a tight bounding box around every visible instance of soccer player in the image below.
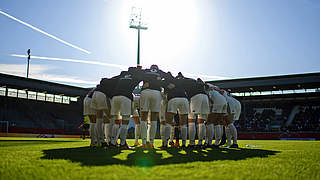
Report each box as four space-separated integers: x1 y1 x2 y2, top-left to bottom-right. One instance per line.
91 77 118 147
162 72 189 148
139 65 168 149
159 89 170 149
83 88 97 146
109 67 143 148
183 77 209 148
79 115 90 139
222 90 241 148
132 94 141 146
205 84 228 147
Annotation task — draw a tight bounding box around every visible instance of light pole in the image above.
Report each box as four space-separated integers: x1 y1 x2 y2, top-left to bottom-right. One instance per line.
129 7 148 67
26 49 31 78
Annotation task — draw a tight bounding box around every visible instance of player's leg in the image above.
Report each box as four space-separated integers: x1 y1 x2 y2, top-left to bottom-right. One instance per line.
178 98 189 148
103 113 112 146
197 94 209 147
148 90 162 148
84 96 97 145
188 96 198 147
229 121 238 147
148 112 158 148
118 96 132 148
119 115 130 148
159 97 168 148
139 90 150 148
227 118 238 148
139 111 148 148
95 110 104 146
219 126 227 146
88 115 97 146
213 114 223 146
224 114 231 146
165 112 175 147
159 120 167 148
179 114 188 147
205 113 214 147
110 96 122 147
169 123 175 145
132 115 141 146
91 91 109 147
188 114 196 147
197 115 206 146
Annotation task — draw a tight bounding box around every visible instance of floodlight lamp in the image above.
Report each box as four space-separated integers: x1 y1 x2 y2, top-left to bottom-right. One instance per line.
129 7 148 30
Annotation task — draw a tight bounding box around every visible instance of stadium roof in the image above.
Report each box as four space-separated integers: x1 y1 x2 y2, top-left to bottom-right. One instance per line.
0 73 88 97
206 72 320 93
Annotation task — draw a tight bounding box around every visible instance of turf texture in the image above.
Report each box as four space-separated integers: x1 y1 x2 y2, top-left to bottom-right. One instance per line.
0 137 319 180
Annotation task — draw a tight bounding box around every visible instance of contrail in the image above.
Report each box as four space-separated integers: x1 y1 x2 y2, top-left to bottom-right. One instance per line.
11 54 231 80
0 10 91 54
11 54 128 70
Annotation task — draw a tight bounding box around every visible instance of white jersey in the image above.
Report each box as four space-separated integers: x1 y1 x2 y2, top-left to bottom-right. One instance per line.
208 90 227 114
223 91 241 120
83 95 95 115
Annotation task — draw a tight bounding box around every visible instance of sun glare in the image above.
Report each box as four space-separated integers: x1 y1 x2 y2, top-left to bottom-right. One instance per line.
124 0 199 70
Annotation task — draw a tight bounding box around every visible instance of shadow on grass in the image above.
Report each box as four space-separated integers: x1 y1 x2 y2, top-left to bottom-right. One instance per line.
41 146 280 167
0 139 80 147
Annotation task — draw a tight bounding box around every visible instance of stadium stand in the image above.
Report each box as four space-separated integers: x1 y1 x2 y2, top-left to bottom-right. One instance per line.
0 73 88 137
207 72 320 139
0 72 319 139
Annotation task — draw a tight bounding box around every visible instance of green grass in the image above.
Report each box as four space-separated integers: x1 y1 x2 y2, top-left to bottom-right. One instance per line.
0 137 319 180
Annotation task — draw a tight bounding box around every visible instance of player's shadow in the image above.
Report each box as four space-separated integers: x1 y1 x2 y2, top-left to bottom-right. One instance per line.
0 139 79 147
41 146 280 167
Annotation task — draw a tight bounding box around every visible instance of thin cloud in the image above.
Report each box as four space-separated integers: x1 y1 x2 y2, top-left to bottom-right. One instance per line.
184 72 231 81
11 54 128 70
0 10 91 54
10 54 231 80
0 64 97 86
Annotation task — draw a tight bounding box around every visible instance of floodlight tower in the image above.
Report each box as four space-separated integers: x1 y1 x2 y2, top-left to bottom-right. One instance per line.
26 49 31 78
129 7 148 67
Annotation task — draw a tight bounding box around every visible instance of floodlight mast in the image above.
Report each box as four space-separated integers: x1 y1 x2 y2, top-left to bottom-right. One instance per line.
26 49 31 78
129 7 148 67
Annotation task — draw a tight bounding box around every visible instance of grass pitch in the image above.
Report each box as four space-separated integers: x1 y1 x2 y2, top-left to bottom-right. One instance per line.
0 137 319 180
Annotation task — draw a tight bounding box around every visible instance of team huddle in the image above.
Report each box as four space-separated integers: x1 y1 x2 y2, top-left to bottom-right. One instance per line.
83 65 241 149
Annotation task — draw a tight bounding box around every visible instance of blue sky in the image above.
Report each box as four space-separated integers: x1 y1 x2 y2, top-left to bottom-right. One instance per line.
0 0 319 87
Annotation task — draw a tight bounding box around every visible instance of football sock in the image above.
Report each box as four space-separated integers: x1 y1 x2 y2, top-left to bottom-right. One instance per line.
147 123 151 143
134 124 140 143
225 125 232 146
188 122 196 145
140 121 147 144
206 124 214 145
181 124 187 146
169 125 175 143
198 123 205 145
96 118 104 145
214 125 222 145
111 123 120 145
89 123 96 144
107 122 113 144
104 123 110 143
149 121 157 144
165 124 171 143
229 123 238 144
120 124 128 145
160 123 166 146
